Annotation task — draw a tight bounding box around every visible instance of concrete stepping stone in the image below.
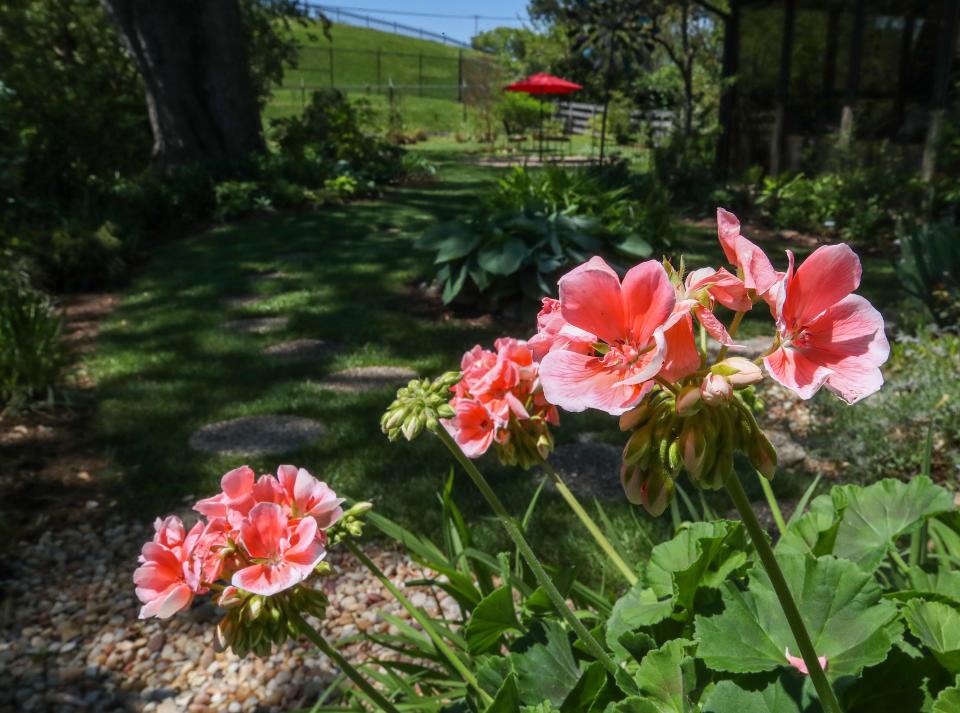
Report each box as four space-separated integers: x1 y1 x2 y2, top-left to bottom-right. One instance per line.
189 415 326 456
264 339 340 360
224 316 288 334
316 366 418 394
546 442 624 501
221 295 261 310
764 427 807 468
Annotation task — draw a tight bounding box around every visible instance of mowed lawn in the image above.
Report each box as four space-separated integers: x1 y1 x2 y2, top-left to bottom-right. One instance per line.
86 154 665 585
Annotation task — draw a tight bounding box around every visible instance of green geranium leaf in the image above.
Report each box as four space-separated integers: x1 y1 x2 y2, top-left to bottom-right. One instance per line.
606 698 662 713
512 621 582 706
486 673 521 713
630 639 699 713
560 661 610 713
933 675 960 713
775 492 844 558
478 239 528 275
702 678 802 713
465 586 519 655
887 566 960 607
833 477 953 571
694 554 901 679
606 584 673 660
648 520 748 612
902 599 960 674
840 648 938 713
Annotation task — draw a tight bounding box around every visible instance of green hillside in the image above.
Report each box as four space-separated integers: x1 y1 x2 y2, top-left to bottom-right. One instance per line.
266 21 491 132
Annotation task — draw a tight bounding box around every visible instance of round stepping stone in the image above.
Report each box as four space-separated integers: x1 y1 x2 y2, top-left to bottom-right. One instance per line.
264 339 340 360
189 415 326 456
243 268 291 280
225 317 288 334
546 442 624 501
316 366 418 394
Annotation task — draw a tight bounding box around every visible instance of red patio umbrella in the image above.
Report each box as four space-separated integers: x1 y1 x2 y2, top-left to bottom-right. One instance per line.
505 73 583 160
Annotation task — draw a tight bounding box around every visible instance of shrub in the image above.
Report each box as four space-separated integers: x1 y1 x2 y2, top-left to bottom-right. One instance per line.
755 168 923 243
896 219 960 328
496 91 544 133
0 261 67 408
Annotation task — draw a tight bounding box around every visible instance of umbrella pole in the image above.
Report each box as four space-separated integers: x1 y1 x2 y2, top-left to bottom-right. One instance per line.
539 97 544 162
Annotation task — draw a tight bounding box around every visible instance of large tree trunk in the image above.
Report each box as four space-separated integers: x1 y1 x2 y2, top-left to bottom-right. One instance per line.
714 0 740 179
100 0 265 168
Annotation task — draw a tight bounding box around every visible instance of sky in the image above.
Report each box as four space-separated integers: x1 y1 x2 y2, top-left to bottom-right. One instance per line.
317 1 535 45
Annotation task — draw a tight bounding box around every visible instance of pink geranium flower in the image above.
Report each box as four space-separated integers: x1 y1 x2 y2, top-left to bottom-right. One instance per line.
527 297 595 361
539 257 676 415
680 266 752 345
134 516 205 619
194 465 257 526
443 397 498 457
785 647 828 676
764 244 889 404
717 207 779 298
275 465 345 530
232 503 326 596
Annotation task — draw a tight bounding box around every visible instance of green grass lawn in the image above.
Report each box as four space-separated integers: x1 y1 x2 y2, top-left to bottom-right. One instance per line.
87 153 669 588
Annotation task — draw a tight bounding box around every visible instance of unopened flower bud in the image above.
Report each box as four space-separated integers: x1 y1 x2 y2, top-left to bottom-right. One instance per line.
749 430 778 480
675 384 703 416
641 469 674 517
701 373 733 405
679 420 708 479
716 357 763 388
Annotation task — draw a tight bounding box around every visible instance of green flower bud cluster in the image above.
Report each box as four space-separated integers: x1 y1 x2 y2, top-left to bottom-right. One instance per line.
327 501 373 545
215 576 331 657
381 372 460 442
496 414 555 470
619 386 779 517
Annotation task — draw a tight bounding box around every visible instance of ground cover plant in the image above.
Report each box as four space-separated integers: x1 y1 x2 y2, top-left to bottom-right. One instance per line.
133 205 960 712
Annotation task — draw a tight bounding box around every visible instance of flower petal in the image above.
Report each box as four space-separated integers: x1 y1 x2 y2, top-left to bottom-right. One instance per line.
540 350 648 415
763 347 832 400
660 314 700 381
557 256 626 345
239 502 286 560
717 207 741 265
621 260 676 346
783 244 862 327
232 562 303 596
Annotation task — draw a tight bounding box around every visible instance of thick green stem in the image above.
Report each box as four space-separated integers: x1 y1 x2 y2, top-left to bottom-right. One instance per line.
435 428 619 676
290 609 401 713
542 462 638 586
725 472 843 713
344 540 493 705
759 475 787 536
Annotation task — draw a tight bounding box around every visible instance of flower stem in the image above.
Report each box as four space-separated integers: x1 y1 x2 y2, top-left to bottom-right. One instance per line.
715 310 745 363
344 539 493 706
289 609 401 713
435 428 619 676
725 471 843 713
758 475 787 536
654 376 679 394
542 462 638 586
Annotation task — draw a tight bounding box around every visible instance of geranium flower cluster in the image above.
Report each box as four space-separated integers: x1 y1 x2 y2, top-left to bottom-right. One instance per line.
442 337 559 469
521 207 889 512
134 465 344 622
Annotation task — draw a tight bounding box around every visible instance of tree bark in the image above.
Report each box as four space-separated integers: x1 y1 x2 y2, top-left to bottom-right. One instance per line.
100 0 265 168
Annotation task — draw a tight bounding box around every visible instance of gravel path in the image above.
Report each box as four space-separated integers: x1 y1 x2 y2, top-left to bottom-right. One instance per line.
0 512 459 713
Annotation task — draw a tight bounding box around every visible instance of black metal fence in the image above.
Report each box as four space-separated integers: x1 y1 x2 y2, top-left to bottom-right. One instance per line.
302 2 476 50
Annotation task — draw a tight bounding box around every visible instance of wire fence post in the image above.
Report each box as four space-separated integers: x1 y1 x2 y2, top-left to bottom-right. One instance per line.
418 52 424 97
328 46 334 87
458 49 464 104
